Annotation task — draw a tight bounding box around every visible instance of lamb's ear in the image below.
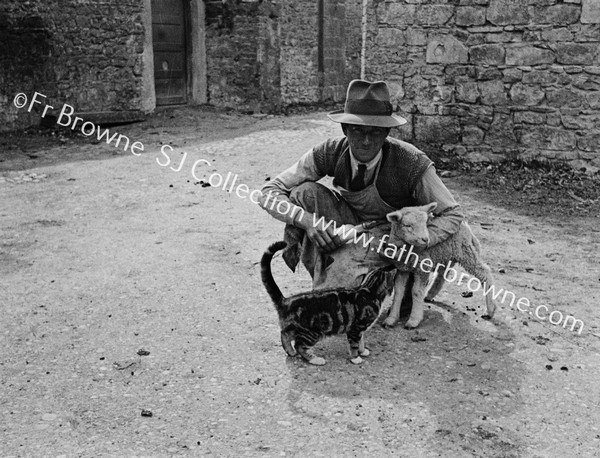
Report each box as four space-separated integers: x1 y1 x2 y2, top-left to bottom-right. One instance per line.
386 210 403 223
354 273 367 288
423 202 437 213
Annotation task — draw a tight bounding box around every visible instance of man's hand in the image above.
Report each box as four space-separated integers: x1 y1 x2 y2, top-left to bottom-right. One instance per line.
296 212 344 253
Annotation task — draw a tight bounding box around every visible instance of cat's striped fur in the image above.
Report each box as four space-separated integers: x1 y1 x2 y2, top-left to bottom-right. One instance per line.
261 241 391 365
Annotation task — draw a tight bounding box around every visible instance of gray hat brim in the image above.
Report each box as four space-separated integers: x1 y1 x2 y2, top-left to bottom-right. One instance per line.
327 110 407 127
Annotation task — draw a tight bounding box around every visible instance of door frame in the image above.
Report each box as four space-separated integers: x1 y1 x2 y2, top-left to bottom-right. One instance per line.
141 0 207 111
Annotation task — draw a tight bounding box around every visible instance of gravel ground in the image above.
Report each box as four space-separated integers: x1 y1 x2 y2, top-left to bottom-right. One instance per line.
1 108 599 457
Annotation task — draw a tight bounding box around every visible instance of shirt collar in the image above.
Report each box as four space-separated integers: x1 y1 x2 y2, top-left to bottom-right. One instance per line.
349 149 382 172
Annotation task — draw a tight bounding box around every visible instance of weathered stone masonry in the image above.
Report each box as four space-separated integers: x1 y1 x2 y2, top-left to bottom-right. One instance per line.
205 0 361 111
1 0 362 132
0 0 147 132
366 0 600 170
3 0 597 170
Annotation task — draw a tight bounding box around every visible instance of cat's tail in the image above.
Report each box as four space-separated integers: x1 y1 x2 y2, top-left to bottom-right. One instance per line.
261 241 287 307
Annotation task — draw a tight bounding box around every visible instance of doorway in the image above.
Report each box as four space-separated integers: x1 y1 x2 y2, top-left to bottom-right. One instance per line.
151 0 188 105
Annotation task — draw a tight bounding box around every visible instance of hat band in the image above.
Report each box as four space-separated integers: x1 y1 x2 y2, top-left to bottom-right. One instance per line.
345 99 393 116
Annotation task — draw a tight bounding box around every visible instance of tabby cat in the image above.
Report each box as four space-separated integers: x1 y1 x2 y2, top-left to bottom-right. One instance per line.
261 241 392 365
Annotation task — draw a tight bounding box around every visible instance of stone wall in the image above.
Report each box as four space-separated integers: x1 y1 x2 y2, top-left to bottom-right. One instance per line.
1 0 363 132
366 0 600 170
278 0 350 105
345 0 366 80
278 0 321 105
205 0 264 111
206 0 360 110
0 0 146 132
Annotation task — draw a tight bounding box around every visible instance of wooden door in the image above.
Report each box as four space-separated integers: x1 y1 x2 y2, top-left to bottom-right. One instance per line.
152 0 187 105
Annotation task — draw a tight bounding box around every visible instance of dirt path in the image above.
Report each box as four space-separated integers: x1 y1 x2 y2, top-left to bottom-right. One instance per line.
1 110 599 457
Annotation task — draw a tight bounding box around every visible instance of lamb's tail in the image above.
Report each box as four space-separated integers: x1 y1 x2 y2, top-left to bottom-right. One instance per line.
260 241 287 308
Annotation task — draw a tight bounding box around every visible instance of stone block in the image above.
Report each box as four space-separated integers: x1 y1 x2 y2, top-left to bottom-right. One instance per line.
532 5 581 25
555 43 597 65
541 28 573 42
506 46 555 66
404 75 430 100
415 115 461 144
577 133 600 151
547 112 562 127
582 0 600 23
376 28 406 47
432 85 454 103
462 124 485 144
406 30 427 46
546 87 585 108
464 105 495 125
521 126 577 149
503 68 523 83
522 70 559 85
456 81 480 103
468 26 504 33
380 4 416 24
386 80 405 108
561 114 600 130
572 74 600 91
418 105 439 115
416 5 454 25
475 67 503 80
514 111 546 124
466 151 496 162
528 0 557 5
565 66 584 74
456 7 486 26
487 0 529 25
479 80 508 105
576 24 600 42
486 32 522 43
509 83 545 106
426 36 469 64
469 44 505 65
466 35 486 47
486 112 518 146
586 91 600 108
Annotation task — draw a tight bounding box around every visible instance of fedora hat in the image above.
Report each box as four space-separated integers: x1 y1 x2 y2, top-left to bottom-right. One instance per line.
328 79 407 128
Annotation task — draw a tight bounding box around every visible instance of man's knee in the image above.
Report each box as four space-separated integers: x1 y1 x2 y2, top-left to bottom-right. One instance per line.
289 182 336 212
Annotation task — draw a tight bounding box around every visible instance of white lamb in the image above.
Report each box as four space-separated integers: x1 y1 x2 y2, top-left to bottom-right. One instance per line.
383 202 497 329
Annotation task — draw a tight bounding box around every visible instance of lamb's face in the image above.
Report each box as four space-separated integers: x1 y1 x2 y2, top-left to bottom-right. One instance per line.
387 203 437 248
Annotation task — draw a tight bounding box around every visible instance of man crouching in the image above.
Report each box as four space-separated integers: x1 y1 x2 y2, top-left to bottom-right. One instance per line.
259 79 464 323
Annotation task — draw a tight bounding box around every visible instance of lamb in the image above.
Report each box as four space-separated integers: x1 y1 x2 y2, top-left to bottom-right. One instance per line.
382 202 497 329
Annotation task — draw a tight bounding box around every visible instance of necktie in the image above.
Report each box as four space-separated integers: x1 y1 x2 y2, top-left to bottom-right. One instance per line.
350 164 367 191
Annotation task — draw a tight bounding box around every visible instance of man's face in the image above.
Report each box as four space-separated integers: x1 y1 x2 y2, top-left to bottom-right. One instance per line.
342 124 390 162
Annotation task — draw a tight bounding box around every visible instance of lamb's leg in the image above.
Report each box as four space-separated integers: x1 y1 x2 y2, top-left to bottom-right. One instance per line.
463 261 497 319
424 268 446 302
404 272 430 329
382 271 410 328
